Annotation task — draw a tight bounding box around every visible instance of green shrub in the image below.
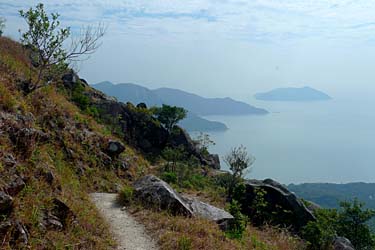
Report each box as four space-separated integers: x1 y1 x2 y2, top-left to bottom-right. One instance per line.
302 208 339 250
178 236 192 250
71 83 90 110
161 171 177 184
226 200 248 239
302 198 375 250
118 185 134 205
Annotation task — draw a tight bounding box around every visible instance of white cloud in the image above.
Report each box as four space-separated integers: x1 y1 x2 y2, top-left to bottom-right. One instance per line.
2 0 375 43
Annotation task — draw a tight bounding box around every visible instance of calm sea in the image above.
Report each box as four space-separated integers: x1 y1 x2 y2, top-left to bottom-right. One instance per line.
201 98 375 184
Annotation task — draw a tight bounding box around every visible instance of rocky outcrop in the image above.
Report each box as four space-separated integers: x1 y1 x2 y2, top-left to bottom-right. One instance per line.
333 237 355 250
133 175 233 228
133 175 193 216
170 127 220 169
86 83 220 169
238 178 315 231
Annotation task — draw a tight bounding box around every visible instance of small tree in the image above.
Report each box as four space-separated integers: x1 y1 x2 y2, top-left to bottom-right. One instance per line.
0 17 5 36
224 145 255 199
194 132 215 156
152 104 187 133
19 3 106 91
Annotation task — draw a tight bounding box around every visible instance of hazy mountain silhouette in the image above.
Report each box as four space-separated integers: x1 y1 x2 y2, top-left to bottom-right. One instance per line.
255 86 331 101
154 87 268 115
92 81 228 131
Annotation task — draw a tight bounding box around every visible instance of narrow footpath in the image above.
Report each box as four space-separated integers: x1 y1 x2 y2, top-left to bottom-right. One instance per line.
90 193 158 250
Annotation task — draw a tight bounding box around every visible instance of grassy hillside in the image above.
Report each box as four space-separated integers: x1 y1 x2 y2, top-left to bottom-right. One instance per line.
0 36 147 249
0 36 305 249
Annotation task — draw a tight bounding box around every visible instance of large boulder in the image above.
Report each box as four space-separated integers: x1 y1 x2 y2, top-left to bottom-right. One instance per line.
133 175 233 228
182 196 233 229
238 178 315 232
0 191 13 213
133 175 193 216
333 237 355 250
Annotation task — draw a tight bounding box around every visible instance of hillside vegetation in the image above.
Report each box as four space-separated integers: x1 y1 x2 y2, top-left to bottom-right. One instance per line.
0 35 306 249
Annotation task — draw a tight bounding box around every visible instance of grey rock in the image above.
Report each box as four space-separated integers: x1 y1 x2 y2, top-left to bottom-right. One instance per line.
182 196 233 229
61 71 79 89
14 221 29 245
107 140 125 157
3 154 17 167
133 175 193 216
133 175 234 229
43 170 55 185
51 198 77 227
333 237 355 250
5 175 25 196
41 211 64 231
0 220 12 234
241 178 315 231
0 191 13 213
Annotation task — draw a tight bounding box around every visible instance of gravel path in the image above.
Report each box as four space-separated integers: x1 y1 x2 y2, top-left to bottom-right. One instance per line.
90 193 158 250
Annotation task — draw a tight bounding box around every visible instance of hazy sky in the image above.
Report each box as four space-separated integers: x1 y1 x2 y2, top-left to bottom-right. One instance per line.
2 0 375 101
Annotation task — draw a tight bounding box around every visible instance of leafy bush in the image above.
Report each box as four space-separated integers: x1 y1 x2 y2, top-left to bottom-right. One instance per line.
302 209 339 250
337 199 375 250
226 200 248 239
302 198 375 250
223 145 255 199
160 171 177 184
118 185 134 205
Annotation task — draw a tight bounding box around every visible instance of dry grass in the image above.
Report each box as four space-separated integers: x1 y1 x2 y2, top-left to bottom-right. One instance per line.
132 208 306 250
0 37 134 249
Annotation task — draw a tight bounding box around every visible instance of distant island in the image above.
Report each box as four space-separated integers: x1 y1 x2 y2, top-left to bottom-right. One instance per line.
92 81 229 132
255 86 331 101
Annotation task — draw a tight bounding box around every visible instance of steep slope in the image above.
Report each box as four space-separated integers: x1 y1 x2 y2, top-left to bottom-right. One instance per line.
0 37 149 249
154 87 268 115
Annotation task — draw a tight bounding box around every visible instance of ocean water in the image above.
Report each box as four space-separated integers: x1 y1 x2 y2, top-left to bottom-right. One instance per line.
201 98 375 184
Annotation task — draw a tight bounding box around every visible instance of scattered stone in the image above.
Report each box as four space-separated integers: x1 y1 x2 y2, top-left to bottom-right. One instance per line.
5 175 25 196
106 140 125 157
133 175 193 216
13 221 29 246
333 237 355 250
0 191 13 213
41 211 64 231
3 154 17 167
0 220 12 234
43 170 55 185
51 198 77 227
